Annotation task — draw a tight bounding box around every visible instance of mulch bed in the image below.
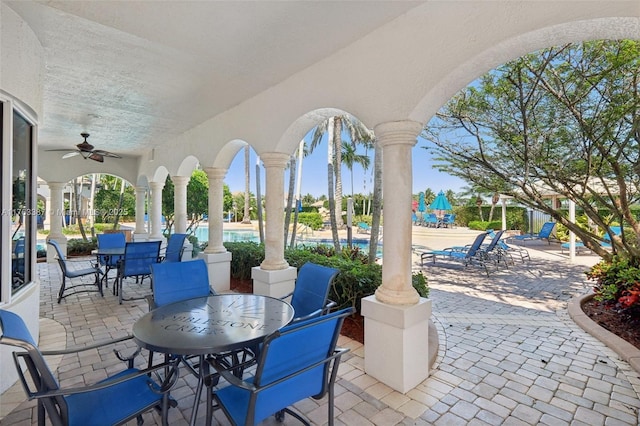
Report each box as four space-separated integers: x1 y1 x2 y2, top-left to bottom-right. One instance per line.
581 297 640 350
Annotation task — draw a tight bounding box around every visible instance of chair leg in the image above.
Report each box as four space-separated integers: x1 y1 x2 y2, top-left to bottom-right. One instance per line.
95 272 104 297
57 276 66 303
118 276 123 304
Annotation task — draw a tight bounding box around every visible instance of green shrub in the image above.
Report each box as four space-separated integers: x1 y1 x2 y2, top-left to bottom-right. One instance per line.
296 212 324 230
66 238 97 256
413 271 429 299
225 242 429 314
586 254 640 310
224 242 265 280
468 220 502 231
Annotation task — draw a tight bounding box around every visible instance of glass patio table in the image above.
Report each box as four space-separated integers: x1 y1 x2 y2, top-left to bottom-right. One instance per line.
132 293 294 425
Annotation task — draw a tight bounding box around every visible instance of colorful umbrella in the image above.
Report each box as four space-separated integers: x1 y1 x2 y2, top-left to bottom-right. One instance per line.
418 192 426 212
429 190 452 211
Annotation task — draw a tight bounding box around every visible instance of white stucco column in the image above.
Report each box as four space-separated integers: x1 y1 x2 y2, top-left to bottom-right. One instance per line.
375 121 421 305
199 168 231 293
44 194 52 231
173 175 189 234
46 182 67 263
203 168 226 254
134 186 148 240
149 181 165 240
259 152 289 271
361 120 432 394
252 152 297 298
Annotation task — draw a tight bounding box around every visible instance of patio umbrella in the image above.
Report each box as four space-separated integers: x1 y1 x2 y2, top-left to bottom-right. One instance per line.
430 190 452 211
418 192 426 213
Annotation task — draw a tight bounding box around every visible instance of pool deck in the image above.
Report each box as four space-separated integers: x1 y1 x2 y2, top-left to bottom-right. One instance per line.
3 223 640 425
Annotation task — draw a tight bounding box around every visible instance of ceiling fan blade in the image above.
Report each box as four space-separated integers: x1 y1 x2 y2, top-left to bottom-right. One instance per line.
62 151 80 159
89 153 104 163
92 149 122 158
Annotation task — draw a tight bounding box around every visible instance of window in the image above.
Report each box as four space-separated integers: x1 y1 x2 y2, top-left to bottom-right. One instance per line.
11 110 34 294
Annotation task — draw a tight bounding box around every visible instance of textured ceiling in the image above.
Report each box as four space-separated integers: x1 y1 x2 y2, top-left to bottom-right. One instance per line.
7 1 421 157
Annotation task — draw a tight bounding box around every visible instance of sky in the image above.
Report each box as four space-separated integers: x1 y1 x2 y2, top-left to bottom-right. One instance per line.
223 134 467 199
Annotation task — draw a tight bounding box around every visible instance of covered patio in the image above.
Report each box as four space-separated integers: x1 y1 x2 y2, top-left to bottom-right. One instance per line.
3 1 640 415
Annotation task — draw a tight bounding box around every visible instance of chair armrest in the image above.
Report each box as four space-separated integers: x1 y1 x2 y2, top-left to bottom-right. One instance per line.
206 356 258 391
324 300 337 312
291 309 324 323
12 352 179 400
40 335 134 356
145 294 157 310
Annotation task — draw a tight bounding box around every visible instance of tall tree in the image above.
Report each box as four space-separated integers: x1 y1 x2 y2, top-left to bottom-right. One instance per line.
284 154 296 245
368 141 383 264
424 188 436 206
424 40 640 260
341 141 371 196
326 118 341 252
242 145 252 224
308 114 375 229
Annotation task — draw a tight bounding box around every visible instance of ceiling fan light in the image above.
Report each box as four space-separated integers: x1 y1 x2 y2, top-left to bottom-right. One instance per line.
77 141 94 152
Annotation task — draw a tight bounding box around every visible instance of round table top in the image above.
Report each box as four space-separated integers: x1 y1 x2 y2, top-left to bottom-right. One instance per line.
132 294 294 355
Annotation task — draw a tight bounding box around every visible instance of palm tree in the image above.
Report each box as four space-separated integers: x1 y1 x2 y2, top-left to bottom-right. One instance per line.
284 154 296 245
487 192 500 222
308 114 375 231
327 119 340 252
423 188 436 206
368 140 382 264
255 156 264 243
242 145 251 224
341 141 370 196
445 189 457 208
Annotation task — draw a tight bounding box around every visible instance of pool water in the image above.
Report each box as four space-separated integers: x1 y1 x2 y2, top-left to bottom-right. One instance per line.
193 227 383 257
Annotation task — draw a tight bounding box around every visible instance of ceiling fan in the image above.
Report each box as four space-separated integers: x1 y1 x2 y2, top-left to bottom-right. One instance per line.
60 133 122 163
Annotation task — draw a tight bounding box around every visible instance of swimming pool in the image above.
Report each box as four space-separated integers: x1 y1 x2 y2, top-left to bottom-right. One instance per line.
192 227 383 256
193 228 261 243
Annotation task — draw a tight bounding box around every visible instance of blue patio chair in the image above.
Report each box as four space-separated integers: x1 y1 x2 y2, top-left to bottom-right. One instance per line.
148 259 217 380
487 229 531 263
285 262 339 323
238 262 340 380
562 225 622 253
440 213 456 228
116 241 161 304
420 232 491 275
12 237 25 285
0 309 177 426
357 222 371 234
160 233 188 262
47 239 102 304
97 232 126 287
509 221 556 245
149 258 214 310
600 226 622 249
424 213 439 227
207 307 354 426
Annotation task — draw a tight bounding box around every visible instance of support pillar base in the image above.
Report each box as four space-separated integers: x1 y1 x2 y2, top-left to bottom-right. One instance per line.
133 233 149 242
251 266 297 298
198 251 232 293
361 295 432 393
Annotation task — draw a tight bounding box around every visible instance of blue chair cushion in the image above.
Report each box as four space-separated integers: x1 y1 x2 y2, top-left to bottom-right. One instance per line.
66 369 165 426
